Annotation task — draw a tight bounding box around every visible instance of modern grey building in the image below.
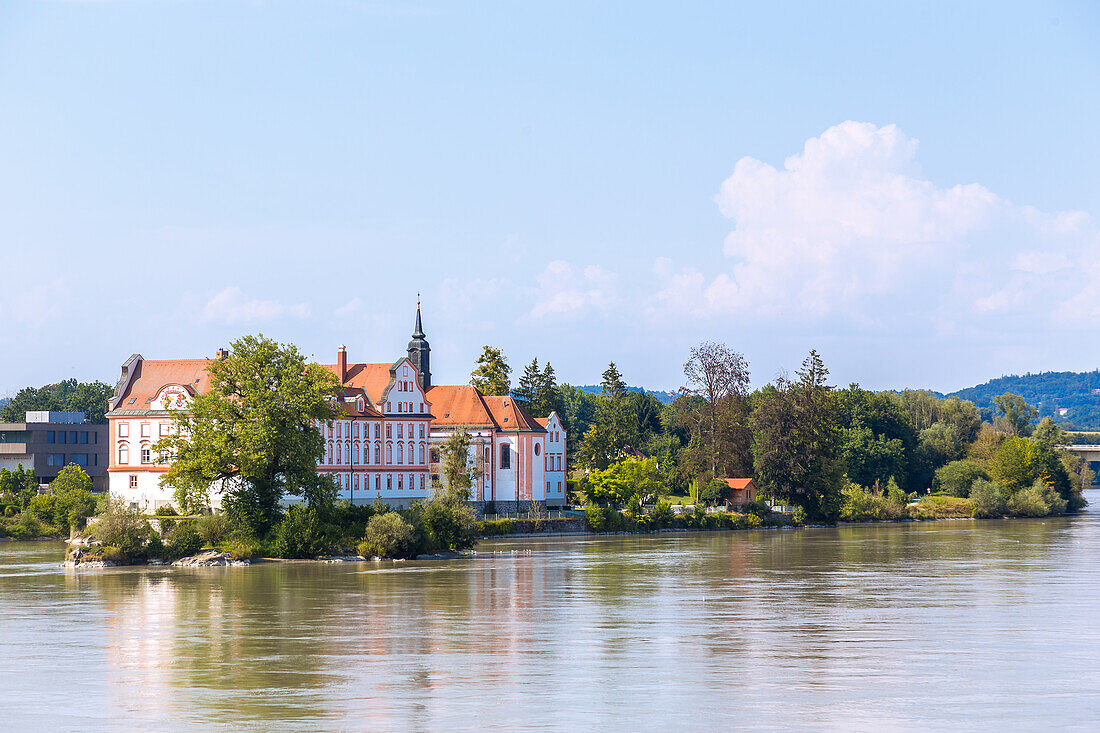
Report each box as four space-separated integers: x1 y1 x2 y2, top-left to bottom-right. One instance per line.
0 412 108 491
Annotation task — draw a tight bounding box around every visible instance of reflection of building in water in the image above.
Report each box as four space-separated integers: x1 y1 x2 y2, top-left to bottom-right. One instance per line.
105 304 565 511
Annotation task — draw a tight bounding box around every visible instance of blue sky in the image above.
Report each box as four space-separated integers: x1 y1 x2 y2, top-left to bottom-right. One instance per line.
1 0 1098 396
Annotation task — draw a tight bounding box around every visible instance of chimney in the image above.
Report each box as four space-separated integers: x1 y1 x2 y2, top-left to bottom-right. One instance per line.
337 345 347 383
216 348 229 359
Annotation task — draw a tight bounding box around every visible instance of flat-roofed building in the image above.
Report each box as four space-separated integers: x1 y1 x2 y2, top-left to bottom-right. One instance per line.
0 412 109 490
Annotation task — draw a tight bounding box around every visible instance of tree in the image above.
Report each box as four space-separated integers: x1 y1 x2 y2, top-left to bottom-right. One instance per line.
0 379 114 423
586 457 664 507
49 463 94 495
531 362 562 419
435 429 481 501
513 358 542 410
752 350 844 522
470 346 512 396
681 342 752 480
837 385 920 490
1032 417 1067 448
0 465 38 512
158 334 341 536
994 393 1038 436
933 459 989 498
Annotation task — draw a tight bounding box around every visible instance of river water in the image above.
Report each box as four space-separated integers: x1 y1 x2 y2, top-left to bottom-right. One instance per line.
3 501 1100 731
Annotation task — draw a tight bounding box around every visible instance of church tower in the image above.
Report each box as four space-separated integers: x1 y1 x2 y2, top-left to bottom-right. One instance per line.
407 300 431 391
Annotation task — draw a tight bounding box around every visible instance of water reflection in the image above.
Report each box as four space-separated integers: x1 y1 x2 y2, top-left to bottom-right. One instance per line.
3 506 1100 730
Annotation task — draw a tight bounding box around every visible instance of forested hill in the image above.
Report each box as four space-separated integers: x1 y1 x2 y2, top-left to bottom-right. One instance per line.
949 370 1100 430
577 385 677 404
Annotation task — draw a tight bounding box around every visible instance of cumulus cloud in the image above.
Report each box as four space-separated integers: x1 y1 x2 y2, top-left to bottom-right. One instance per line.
653 120 1097 328
528 260 618 320
198 286 310 324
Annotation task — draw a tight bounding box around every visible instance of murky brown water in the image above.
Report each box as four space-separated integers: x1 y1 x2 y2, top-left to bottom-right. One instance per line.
3 499 1100 730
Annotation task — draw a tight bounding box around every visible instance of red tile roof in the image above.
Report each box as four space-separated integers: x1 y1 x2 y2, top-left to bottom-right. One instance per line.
483 396 546 432
721 478 757 490
108 359 212 414
321 362 397 405
426 385 496 428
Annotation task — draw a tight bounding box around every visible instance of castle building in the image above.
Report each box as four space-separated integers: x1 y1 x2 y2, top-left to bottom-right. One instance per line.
105 305 565 511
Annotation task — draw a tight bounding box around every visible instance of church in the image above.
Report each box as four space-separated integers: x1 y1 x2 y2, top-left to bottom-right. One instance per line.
104 305 567 512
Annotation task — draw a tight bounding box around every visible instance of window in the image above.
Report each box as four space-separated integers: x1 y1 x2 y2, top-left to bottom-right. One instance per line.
119 422 128 438
94 432 98 444
119 444 129 464
47 431 55 443
363 445 369 464
141 423 150 438
386 424 392 438
500 444 510 469
336 443 342 464
558 481 562 493
374 443 380 464
387 402 391 412
419 423 425 438
129 475 138 489
141 446 151 464
409 473 414 491
70 431 77 443
534 443 541 456
94 454 98 467
386 443 392 463
484 447 490 466
354 474 359 490
71 454 89 467
419 444 425 464
375 474 381 491
159 423 169 437
47 453 65 466
397 424 403 439
430 448 440 464
354 423 360 438
159 449 169 463
58 431 67 444
397 443 404 464
547 481 550 493
80 431 89 444
419 402 424 413
419 474 425 490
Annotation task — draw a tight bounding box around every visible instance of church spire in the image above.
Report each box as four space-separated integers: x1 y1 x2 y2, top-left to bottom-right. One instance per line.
407 297 431 391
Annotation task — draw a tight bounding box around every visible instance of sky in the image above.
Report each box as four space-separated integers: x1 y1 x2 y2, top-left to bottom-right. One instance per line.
1 0 1099 397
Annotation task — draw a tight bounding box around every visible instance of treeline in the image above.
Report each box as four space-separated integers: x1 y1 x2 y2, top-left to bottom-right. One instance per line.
472 344 1088 523
0 379 114 423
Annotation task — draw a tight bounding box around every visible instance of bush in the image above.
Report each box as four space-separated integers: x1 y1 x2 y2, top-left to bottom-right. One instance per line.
154 504 179 534
274 505 334 559
146 532 165 559
646 500 674 529
227 539 255 561
360 512 416 558
476 518 515 536
839 482 907 522
970 479 1008 518
197 513 228 546
99 546 123 564
1007 479 1068 518
791 506 807 526
166 522 203 558
419 498 477 552
8 513 48 540
92 498 152 559
934 460 990 498
584 504 610 532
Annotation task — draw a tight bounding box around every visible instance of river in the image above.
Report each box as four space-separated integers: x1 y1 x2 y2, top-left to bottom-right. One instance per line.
3 501 1100 731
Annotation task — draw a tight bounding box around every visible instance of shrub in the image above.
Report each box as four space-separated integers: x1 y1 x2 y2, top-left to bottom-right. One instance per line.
476 518 515 536
934 460 990 498
9 513 48 540
227 539 254 561
584 504 609 532
419 498 477 552
154 504 179 534
743 513 762 528
146 532 165 559
197 513 228 546
360 512 416 558
970 479 1008 518
99 546 123 563
791 506 807 526
166 522 203 558
274 505 333 559
92 498 152 559
646 500 674 529
1007 479 1068 518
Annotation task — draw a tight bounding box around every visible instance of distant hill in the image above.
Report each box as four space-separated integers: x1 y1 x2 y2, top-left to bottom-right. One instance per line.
949 370 1100 430
577 385 678 405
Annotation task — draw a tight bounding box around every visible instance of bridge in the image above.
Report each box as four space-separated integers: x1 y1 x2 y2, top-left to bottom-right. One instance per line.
1065 445 1100 488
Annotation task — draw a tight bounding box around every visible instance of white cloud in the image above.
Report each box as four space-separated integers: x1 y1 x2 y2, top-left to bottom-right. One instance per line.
652 120 1097 329
198 286 310 325
528 260 618 320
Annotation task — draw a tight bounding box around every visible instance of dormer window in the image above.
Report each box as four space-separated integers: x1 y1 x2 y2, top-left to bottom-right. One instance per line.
357 397 365 412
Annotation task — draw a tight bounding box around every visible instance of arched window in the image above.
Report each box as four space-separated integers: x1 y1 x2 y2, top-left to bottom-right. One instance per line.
419 443 425 464
118 443 128 464
336 442 342 464
363 445 369 464
397 443 404 464
345 440 351 465
327 441 333 464
374 443 381 464
386 443 392 463
408 442 414 465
